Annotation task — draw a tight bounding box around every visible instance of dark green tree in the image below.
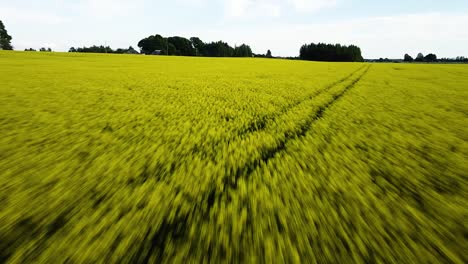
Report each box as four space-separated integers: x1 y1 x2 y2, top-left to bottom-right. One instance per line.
0 20 13 50
190 37 204 56
167 42 177 55
137 34 168 54
200 41 234 57
234 44 253 57
168 36 196 56
415 53 424 62
127 46 138 54
266 50 272 58
404 54 414 62
424 53 437 62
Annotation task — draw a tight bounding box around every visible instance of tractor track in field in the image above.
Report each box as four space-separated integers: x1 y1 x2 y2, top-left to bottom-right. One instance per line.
190 65 368 160
236 65 368 135
130 66 368 186
132 65 370 187
220 65 372 190
131 65 371 261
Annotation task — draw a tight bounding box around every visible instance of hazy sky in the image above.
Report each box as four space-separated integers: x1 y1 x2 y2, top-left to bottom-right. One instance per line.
1 0 467 58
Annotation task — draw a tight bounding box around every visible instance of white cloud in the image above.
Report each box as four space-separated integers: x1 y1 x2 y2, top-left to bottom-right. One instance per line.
0 6 68 25
225 0 282 18
290 0 337 12
43 42 58 49
224 0 337 18
175 0 211 6
225 0 249 17
77 0 147 19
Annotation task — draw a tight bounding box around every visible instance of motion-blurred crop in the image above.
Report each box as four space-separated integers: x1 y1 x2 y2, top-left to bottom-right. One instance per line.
0 51 466 263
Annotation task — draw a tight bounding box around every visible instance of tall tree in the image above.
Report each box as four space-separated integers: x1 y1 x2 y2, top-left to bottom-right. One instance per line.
404 54 414 62
202 41 234 57
424 53 437 62
137 34 167 54
415 53 424 62
0 20 13 50
127 46 138 54
167 36 196 56
190 37 204 56
266 50 272 58
167 43 177 55
234 44 253 57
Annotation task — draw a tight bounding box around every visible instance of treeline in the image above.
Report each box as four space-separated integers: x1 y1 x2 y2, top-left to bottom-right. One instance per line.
68 46 139 54
404 53 438 62
439 56 468 63
300 43 364 62
24 47 52 52
254 50 274 58
138 34 253 57
403 53 468 63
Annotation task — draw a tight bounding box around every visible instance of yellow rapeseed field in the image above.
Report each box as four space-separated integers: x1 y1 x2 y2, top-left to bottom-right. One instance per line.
0 51 467 263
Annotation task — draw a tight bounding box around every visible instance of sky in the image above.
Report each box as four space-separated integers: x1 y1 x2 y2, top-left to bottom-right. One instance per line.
1 0 467 58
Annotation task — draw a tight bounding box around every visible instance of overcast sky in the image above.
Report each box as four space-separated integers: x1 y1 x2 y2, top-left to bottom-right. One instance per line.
1 0 467 58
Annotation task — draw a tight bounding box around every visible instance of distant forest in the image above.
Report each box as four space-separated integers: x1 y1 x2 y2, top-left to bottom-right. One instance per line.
137 35 253 57
369 53 468 63
300 43 364 62
403 53 468 63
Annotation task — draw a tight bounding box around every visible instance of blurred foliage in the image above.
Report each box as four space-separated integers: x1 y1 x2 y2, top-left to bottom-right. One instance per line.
0 51 467 263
